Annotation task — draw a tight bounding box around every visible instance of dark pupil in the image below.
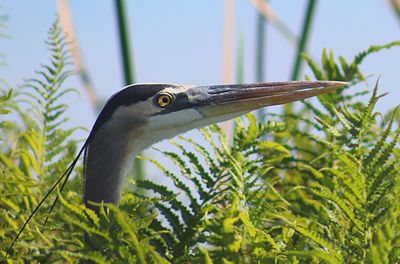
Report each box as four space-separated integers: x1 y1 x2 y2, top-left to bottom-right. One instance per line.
162 97 169 103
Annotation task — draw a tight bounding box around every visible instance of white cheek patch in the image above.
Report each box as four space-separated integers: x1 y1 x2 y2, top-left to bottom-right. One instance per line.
139 108 204 145
147 108 204 130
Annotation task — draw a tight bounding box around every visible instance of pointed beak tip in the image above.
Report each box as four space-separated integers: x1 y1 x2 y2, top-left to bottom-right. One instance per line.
326 81 348 89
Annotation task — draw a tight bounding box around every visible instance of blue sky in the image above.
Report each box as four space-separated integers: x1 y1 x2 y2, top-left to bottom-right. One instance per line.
1 1 400 140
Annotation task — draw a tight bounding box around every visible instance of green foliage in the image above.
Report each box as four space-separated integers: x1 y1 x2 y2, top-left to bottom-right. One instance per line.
0 19 80 261
1 20 399 263
302 41 400 82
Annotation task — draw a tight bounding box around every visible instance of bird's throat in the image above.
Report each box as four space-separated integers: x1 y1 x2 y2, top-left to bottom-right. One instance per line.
83 122 143 210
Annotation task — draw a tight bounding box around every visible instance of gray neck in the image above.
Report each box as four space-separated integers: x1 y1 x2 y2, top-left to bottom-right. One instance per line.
83 120 144 209
82 108 244 210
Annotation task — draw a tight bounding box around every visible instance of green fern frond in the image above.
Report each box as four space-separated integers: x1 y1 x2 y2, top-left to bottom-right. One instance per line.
365 107 398 165
135 178 195 232
18 19 77 180
139 156 200 211
0 88 12 116
306 186 363 230
155 202 184 237
367 162 396 204
322 168 364 204
282 250 339 264
170 140 215 189
178 136 219 174
270 213 341 261
368 126 400 173
303 41 400 82
352 41 400 69
136 179 177 199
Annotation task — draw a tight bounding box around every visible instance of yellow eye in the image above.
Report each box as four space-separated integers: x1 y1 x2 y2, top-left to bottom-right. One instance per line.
155 93 174 107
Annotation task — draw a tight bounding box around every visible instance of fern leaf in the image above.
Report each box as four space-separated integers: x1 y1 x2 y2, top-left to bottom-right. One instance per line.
271 213 341 260
301 53 326 80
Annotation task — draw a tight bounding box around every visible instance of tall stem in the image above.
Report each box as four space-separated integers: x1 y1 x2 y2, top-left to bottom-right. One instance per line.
285 0 317 115
236 33 244 84
256 3 267 121
115 0 135 84
290 0 317 81
114 0 144 180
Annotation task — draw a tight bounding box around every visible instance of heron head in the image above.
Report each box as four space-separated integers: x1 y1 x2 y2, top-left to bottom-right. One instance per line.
90 81 346 147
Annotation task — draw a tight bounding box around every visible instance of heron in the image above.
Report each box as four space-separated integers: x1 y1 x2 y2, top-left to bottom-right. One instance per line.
9 80 346 253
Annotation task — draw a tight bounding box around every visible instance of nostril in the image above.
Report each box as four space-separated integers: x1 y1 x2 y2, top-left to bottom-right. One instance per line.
207 87 232 95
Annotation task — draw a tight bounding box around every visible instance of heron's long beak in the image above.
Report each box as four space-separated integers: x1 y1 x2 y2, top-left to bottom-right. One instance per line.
193 81 347 117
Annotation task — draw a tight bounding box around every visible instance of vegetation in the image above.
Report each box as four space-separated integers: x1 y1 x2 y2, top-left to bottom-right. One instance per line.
1 19 400 264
